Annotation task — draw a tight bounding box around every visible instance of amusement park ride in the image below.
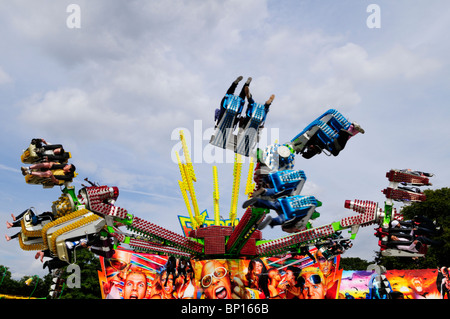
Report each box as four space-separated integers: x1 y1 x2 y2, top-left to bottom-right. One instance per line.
7 78 434 292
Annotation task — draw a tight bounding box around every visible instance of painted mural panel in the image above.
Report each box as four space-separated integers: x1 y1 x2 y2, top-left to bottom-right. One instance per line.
98 246 341 299
339 268 448 299
98 248 449 299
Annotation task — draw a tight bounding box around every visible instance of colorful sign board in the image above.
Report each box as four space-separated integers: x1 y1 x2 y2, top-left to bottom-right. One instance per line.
98 246 341 299
98 248 449 299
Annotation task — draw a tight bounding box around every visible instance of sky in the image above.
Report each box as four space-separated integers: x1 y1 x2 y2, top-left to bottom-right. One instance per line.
0 0 449 280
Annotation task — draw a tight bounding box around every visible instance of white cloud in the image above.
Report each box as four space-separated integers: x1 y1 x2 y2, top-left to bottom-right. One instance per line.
0 67 12 84
0 163 18 173
18 88 135 139
378 45 442 79
311 42 442 81
279 77 361 118
1 1 450 279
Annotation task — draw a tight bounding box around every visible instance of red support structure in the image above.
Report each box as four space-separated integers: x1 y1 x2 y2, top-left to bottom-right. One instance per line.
129 216 203 255
344 199 378 214
204 236 226 255
83 186 129 220
128 238 192 258
343 199 380 227
191 225 233 256
382 187 426 202
225 207 265 256
225 209 252 251
386 169 431 186
256 224 335 257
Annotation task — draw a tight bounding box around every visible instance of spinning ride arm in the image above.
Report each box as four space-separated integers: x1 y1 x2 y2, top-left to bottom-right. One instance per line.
256 199 381 258
79 184 204 258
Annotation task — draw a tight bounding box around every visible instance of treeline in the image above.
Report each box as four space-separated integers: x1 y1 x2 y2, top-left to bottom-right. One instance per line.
0 267 52 299
0 249 102 299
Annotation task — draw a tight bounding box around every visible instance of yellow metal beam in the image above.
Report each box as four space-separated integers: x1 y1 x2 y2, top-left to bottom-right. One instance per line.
245 156 255 199
178 180 197 229
212 166 220 225
180 130 196 182
176 131 203 228
229 154 242 226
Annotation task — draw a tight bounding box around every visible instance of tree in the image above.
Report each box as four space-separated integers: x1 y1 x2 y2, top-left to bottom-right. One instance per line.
1 246 102 299
0 266 21 297
0 265 50 298
378 187 450 269
59 248 102 299
339 257 371 270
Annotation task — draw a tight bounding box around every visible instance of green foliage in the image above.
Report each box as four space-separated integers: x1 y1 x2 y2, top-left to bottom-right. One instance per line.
0 265 50 298
59 249 102 299
0 248 102 299
0 266 21 296
339 257 371 270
